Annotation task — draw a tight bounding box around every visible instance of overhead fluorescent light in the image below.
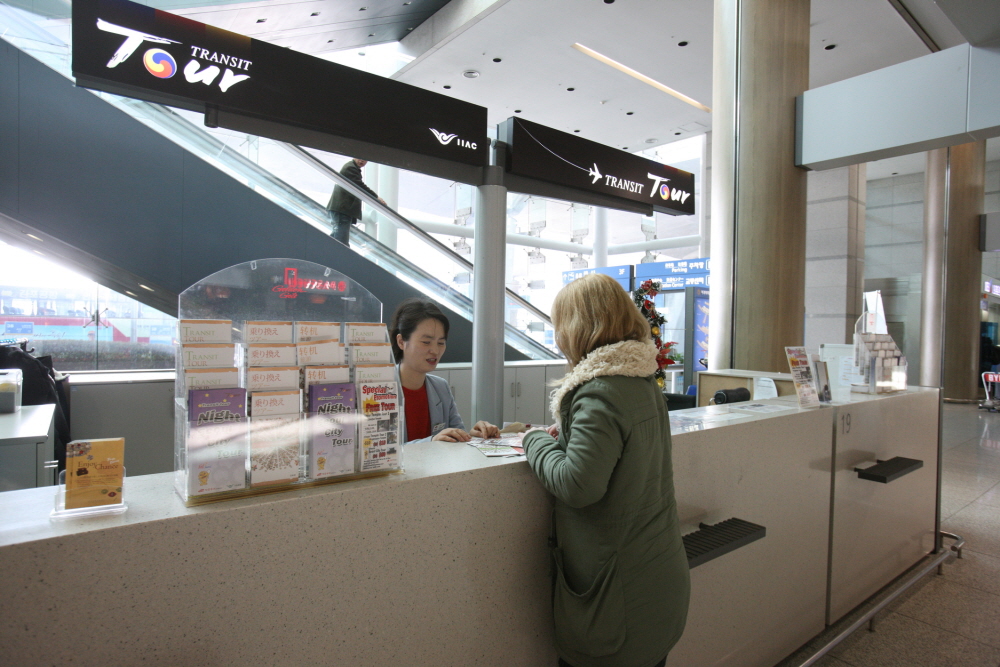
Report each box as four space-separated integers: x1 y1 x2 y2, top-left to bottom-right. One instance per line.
572 43 711 113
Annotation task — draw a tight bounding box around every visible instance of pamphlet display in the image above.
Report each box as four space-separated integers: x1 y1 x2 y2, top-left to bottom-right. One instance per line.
52 438 129 519
784 347 821 409
173 259 402 506
851 291 907 394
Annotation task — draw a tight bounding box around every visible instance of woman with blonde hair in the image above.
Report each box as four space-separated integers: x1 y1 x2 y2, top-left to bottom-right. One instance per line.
522 273 689 667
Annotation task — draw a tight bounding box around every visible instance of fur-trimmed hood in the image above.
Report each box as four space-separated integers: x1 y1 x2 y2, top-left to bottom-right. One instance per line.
549 339 659 423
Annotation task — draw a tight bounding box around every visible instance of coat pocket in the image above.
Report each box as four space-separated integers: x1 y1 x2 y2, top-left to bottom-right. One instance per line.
551 548 627 658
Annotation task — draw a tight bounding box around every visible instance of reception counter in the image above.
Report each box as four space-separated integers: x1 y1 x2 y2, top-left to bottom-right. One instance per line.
0 387 940 667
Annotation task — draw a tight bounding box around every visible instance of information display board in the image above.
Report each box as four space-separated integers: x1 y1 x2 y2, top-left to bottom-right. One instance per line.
561 265 634 291
72 0 488 168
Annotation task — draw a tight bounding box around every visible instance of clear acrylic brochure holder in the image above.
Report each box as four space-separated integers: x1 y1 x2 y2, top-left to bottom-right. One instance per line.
175 258 403 506
51 468 128 520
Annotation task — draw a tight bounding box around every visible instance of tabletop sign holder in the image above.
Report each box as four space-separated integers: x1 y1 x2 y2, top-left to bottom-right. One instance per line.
51 468 128 520
174 259 404 507
852 290 907 394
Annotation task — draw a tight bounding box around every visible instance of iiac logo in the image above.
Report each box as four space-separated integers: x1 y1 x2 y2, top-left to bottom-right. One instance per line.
430 128 477 150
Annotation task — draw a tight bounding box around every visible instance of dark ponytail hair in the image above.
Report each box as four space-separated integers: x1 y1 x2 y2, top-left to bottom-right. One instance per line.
388 298 450 362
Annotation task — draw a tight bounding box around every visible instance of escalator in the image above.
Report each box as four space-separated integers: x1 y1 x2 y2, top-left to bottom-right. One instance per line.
0 5 558 362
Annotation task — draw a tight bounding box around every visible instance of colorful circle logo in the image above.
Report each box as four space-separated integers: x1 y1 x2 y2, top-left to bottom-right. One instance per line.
143 49 176 78
659 183 671 200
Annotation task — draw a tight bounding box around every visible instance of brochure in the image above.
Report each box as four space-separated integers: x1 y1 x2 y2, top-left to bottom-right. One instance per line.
785 346 820 409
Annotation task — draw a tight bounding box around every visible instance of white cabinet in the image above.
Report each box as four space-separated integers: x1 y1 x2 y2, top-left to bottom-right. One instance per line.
449 368 472 428
503 366 548 426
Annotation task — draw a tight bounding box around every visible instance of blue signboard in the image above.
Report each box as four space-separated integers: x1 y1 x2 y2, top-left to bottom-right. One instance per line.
634 257 711 279
562 265 634 291
4 321 33 335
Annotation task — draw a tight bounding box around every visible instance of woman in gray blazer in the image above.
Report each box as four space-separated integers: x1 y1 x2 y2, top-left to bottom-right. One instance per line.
389 298 499 443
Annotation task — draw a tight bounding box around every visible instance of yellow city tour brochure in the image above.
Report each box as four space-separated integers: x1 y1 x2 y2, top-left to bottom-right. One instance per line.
65 438 125 509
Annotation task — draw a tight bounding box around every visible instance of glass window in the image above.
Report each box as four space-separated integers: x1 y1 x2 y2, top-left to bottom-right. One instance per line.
0 241 176 371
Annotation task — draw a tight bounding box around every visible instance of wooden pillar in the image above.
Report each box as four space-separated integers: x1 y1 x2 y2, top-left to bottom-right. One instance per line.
942 141 986 401
709 0 810 372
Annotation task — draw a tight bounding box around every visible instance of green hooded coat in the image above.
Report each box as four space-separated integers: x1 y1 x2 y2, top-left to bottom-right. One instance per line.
523 339 690 667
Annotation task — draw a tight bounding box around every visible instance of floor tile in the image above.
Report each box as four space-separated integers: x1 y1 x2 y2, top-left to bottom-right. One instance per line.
943 504 1000 559
894 577 1000 649
974 485 1000 509
940 495 971 520
830 611 1000 667
943 441 1000 471
939 469 1000 502
940 549 1000 598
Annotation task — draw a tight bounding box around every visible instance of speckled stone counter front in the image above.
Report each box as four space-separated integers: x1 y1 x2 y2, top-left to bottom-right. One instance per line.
0 389 940 667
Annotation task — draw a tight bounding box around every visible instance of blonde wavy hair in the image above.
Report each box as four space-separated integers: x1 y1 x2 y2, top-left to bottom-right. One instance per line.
551 273 651 369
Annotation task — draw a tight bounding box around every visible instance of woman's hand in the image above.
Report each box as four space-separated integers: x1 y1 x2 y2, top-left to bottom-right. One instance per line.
470 421 500 439
546 424 560 438
433 428 472 443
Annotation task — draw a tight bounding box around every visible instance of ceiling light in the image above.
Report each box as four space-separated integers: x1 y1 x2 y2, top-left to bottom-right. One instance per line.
310 12 320 16
604 0 615 3
33 249 44 256
328 39 335 43
574 130 581 133
463 70 480 78
125 290 137 297
626 111 634 115
24 233 42 241
139 284 154 292
358 52 366 56
572 43 711 113
443 85 451 89
825 44 837 50
359 6 367 10
493 57 502 63
678 41 689 47
404 1 412 4
368 33 375 37
567 87 575 91
514 109 522 113
256 18 266 23
645 138 657 144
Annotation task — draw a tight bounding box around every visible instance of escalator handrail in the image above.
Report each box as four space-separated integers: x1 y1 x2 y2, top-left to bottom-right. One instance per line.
282 144 554 327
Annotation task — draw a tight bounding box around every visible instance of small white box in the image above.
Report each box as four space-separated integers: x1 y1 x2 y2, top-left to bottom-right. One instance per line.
346 322 388 344
179 319 233 344
247 366 300 392
250 390 302 416
304 365 351 389
296 321 340 342
297 339 346 366
244 321 295 344
246 343 297 367
181 344 236 368
185 367 240 391
350 343 394 365
354 364 396 383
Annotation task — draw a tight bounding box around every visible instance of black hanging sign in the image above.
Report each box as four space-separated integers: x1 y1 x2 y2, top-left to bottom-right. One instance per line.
500 117 695 216
72 0 488 168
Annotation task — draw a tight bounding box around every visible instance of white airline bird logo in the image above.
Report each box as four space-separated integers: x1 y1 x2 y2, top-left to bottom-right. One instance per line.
588 163 603 184
430 129 458 145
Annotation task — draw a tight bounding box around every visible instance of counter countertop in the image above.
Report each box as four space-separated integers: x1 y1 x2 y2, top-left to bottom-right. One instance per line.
0 403 54 447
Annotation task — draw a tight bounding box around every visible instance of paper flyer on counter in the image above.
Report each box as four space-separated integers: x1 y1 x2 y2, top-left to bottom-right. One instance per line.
785 346 820 409
357 381 400 471
65 438 125 509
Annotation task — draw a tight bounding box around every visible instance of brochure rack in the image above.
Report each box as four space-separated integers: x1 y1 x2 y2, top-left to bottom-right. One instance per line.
174 259 404 506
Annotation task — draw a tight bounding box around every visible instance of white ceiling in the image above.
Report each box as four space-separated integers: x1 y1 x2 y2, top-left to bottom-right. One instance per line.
166 0 943 154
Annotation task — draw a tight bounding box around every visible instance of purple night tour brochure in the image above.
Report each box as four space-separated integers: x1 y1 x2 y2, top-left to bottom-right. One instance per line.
188 387 248 426
308 383 355 415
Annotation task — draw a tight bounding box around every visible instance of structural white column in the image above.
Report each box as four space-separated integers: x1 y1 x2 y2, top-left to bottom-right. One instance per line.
472 166 507 425
593 208 609 268
376 165 399 251
804 165 866 352
920 148 948 388
700 132 712 258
